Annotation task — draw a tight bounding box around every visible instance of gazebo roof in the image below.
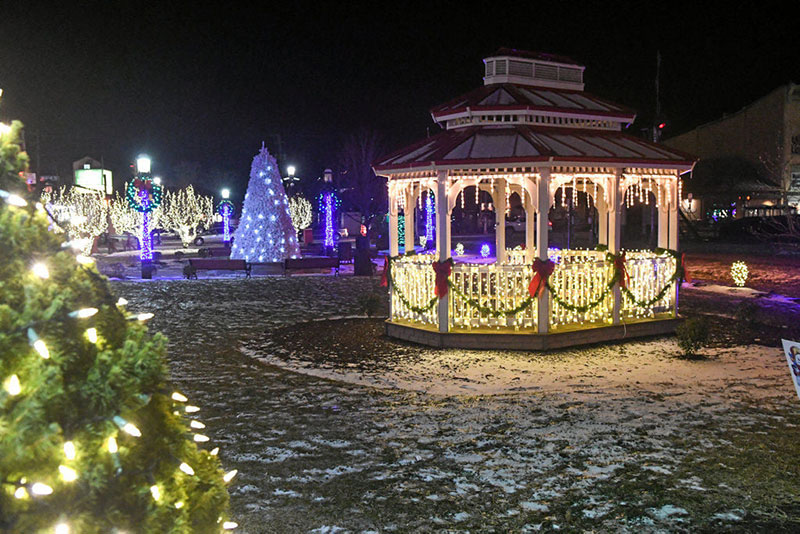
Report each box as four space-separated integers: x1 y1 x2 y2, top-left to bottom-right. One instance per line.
430 83 635 123
374 126 696 173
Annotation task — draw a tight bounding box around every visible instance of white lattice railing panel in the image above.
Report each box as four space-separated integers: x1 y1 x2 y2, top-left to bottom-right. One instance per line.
390 257 438 327
449 263 537 330
547 250 613 329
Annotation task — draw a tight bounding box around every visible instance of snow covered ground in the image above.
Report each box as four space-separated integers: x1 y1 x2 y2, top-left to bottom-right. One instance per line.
112 275 800 533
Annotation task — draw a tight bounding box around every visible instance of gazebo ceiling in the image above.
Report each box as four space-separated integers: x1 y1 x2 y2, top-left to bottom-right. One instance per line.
374 126 696 173
430 83 635 122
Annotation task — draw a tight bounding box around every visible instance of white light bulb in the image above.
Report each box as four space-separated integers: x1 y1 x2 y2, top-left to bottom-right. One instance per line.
122 423 141 437
5 194 27 207
14 487 27 499
193 434 209 442
86 328 98 343
34 339 49 359
116 298 128 306
222 521 238 530
137 313 154 321
70 307 98 319
171 392 188 402
179 462 195 476
31 482 53 495
150 485 161 501
55 523 70 534
185 405 200 413
223 469 237 483
175 501 184 509
76 255 94 265
107 436 118 453
5 374 21 396
32 263 49 279
210 447 219 456
189 420 205 429
63 441 76 460
59 465 78 482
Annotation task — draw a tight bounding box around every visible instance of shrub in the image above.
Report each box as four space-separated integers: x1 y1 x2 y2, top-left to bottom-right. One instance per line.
676 317 709 358
357 292 383 317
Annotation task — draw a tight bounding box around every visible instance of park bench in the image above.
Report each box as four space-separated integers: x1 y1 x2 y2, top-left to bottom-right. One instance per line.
197 246 231 258
186 258 251 279
284 256 340 276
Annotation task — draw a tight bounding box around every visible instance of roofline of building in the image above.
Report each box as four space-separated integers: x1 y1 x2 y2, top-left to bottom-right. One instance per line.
666 82 798 140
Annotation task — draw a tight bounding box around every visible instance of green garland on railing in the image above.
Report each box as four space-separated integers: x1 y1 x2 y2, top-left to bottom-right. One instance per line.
387 249 685 317
388 261 438 314
447 280 534 317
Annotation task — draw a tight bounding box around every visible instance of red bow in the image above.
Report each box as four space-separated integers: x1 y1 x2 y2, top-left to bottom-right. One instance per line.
380 256 390 287
614 252 630 290
133 178 152 191
432 259 453 298
528 258 555 298
681 253 692 284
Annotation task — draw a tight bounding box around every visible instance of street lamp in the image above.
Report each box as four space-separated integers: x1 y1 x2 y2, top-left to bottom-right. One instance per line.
287 166 296 177
218 188 234 246
129 154 160 279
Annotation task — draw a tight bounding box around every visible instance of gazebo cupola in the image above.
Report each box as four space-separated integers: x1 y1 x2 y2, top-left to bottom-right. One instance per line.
374 49 696 350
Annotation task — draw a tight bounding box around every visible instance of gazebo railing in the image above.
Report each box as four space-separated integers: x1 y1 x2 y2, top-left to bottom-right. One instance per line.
388 249 678 333
449 263 537 330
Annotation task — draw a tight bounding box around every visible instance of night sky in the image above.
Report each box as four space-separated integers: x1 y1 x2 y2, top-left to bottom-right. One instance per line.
1 2 797 199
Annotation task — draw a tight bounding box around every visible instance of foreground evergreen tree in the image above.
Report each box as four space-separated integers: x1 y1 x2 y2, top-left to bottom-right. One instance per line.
230 145 300 262
1 122 235 532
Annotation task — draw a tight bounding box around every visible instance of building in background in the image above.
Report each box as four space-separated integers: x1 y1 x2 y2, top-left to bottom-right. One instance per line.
73 156 112 195
665 83 800 220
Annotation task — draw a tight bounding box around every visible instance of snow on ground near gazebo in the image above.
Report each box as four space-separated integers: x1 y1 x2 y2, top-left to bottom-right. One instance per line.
113 275 800 533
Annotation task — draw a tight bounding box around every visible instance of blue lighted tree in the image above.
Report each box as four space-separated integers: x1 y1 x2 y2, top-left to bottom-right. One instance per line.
230 145 300 263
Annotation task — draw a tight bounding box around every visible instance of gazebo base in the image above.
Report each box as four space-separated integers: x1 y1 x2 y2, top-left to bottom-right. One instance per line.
385 317 682 351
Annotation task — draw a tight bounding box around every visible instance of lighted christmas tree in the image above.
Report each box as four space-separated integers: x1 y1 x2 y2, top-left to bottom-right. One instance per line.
1 120 236 531
230 145 300 262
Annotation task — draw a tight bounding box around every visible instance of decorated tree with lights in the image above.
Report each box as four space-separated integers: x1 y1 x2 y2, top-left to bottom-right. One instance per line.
1 121 236 532
230 145 300 262
41 186 109 255
109 188 163 246
161 185 214 247
288 196 313 235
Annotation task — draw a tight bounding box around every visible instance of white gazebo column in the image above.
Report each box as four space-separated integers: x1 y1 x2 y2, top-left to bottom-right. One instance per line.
536 169 550 334
609 170 623 325
405 186 415 254
436 171 450 333
525 187 536 263
495 178 507 263
596 197 608 247
389 184 399 257
668 184 679 250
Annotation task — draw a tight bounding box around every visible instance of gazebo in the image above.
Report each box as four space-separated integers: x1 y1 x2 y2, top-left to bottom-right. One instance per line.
374 49 695 349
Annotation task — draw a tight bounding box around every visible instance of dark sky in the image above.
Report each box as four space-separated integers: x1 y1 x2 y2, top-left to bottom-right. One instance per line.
1 2 798 198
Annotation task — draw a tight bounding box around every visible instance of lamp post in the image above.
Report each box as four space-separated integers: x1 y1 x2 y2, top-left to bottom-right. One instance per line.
135 155 155 279
218 188 235 246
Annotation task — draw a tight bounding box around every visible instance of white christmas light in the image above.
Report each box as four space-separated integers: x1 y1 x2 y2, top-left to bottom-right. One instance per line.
189 420 205 429
185 405 200 413
31 482 53 495
223 469 238 483
136 313 154 321
59 465 78 482
3 192 27 206
32 262 49 279
34 339 50 359
64 441 76 460
175 501 184 509
76 255 94 265
193 434 209 442
122 423 141 437
179 462 195 476
116 298 128 306
222 521 238 530
171 392 188 402
55 523 70 534
107 436 118 453
210 447 219 456
69 307 98 319
150 485 161 501
14 487 27 499
5 374 21 396
86 328 98 343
